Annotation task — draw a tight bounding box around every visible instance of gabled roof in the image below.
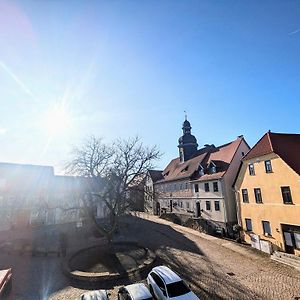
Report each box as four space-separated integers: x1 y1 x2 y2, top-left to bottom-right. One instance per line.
158 137 246 183
243 132 300 175
148 169 164 182
158 152 209 183
196 138 242 182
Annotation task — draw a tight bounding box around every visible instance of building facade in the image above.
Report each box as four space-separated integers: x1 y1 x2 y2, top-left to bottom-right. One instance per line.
234 132 300 256
0 162 94 230
150 118 250 234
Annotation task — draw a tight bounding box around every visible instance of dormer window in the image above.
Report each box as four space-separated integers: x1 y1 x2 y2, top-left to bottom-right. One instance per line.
181 166 189 172
164 171 170 177
209 162 217 174
198 164 204 176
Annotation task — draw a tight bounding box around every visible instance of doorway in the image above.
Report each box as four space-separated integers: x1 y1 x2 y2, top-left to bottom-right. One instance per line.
281 224 300 254
196 202 201 218
156 202 160 215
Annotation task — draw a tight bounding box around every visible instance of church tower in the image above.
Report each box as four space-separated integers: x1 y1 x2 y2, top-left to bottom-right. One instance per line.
178 116 198 162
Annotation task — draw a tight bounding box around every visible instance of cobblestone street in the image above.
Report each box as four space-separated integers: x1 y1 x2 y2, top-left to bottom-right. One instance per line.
1 214 300 300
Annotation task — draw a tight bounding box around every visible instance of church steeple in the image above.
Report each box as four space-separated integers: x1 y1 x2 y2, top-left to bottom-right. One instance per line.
178 116 198 162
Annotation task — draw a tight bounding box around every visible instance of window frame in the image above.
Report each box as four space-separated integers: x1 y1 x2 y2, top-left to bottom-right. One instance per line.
214 200 220 211
254 188 263 203
213 181 219 192
245 218 252 232
281 186 293 204
206 200 211 211
264 160 272 173
204 182 210 192
262 220 272 236
242 189 249 203
249 163 255 176
194 183 199 193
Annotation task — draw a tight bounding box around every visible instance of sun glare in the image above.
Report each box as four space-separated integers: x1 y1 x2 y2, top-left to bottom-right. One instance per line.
42 104 72 137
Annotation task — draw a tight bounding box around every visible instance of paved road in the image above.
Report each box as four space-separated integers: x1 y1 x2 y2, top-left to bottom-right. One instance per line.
124 214 300 300
1 214 300 299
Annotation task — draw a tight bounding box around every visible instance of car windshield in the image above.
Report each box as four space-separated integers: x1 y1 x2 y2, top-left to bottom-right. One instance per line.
166 280 190 297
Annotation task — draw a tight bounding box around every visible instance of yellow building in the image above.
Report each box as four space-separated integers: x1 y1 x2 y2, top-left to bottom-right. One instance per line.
234 131 300 256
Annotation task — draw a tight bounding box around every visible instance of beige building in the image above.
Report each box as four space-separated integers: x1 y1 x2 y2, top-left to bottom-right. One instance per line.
234 132 300 256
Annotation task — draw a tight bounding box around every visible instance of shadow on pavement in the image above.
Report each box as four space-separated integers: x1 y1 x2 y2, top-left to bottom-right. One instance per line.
121 215 204 256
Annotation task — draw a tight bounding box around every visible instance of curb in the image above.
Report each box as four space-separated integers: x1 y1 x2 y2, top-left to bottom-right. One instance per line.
62 241 156 283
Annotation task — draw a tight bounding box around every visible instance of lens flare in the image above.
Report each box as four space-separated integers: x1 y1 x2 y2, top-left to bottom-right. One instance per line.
42 103 72 137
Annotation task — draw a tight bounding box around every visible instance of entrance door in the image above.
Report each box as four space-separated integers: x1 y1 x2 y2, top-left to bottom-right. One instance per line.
283 231 294 254
281 224 300 254
196 202 201 218
170 200 173 212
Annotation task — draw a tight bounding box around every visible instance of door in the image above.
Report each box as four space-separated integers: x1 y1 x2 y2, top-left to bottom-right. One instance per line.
283 231 294 254
196 202 201 218
281 224 300 254
156 202 160 215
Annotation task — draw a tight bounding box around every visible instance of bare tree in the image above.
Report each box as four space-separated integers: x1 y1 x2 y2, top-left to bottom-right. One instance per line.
65 136 161 243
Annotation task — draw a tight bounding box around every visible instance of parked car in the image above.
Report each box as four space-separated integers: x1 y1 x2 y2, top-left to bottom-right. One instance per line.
0 268 12 297
118 283 153 300
80 290 110 300
147 266 199 300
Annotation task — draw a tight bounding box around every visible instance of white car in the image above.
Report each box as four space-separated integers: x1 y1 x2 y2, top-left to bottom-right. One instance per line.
80 290 110 300
147 266 199 300
118 283 153 300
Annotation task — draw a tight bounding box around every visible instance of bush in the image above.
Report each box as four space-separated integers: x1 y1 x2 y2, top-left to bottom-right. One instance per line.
159 213 182 225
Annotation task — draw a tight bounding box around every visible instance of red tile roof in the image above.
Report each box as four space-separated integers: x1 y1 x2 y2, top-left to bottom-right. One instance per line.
148 170 164 182
243 132 300 175
158 137 245 183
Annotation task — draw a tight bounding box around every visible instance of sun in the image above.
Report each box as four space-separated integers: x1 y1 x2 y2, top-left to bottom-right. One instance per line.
42 104 72 137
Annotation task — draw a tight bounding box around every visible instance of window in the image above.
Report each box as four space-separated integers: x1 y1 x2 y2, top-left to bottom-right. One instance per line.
254 188 263 203
180 201 183 208
150 272 165 289
265 160 272 173
194 184 199 193
166 281 190 298
213 182 218 192
186 202 190 209
242 151 245 156
249 163 255 176
262 221 271 236
185 182 188 189
245 218 252 231
281 186 293 204
204 182 210 192
206 201 211 210
295 233 300 249
199 168 204 176
214 201 220 211
242 189 249 203
210 166 216 173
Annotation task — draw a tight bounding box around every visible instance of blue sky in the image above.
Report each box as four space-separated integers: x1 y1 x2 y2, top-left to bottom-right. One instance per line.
0 1 300 173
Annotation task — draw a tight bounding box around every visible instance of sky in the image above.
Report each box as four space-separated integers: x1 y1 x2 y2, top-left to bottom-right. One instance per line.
0 0 300 174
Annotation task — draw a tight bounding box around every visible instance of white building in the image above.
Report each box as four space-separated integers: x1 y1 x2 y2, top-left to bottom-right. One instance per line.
148 118 250 235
